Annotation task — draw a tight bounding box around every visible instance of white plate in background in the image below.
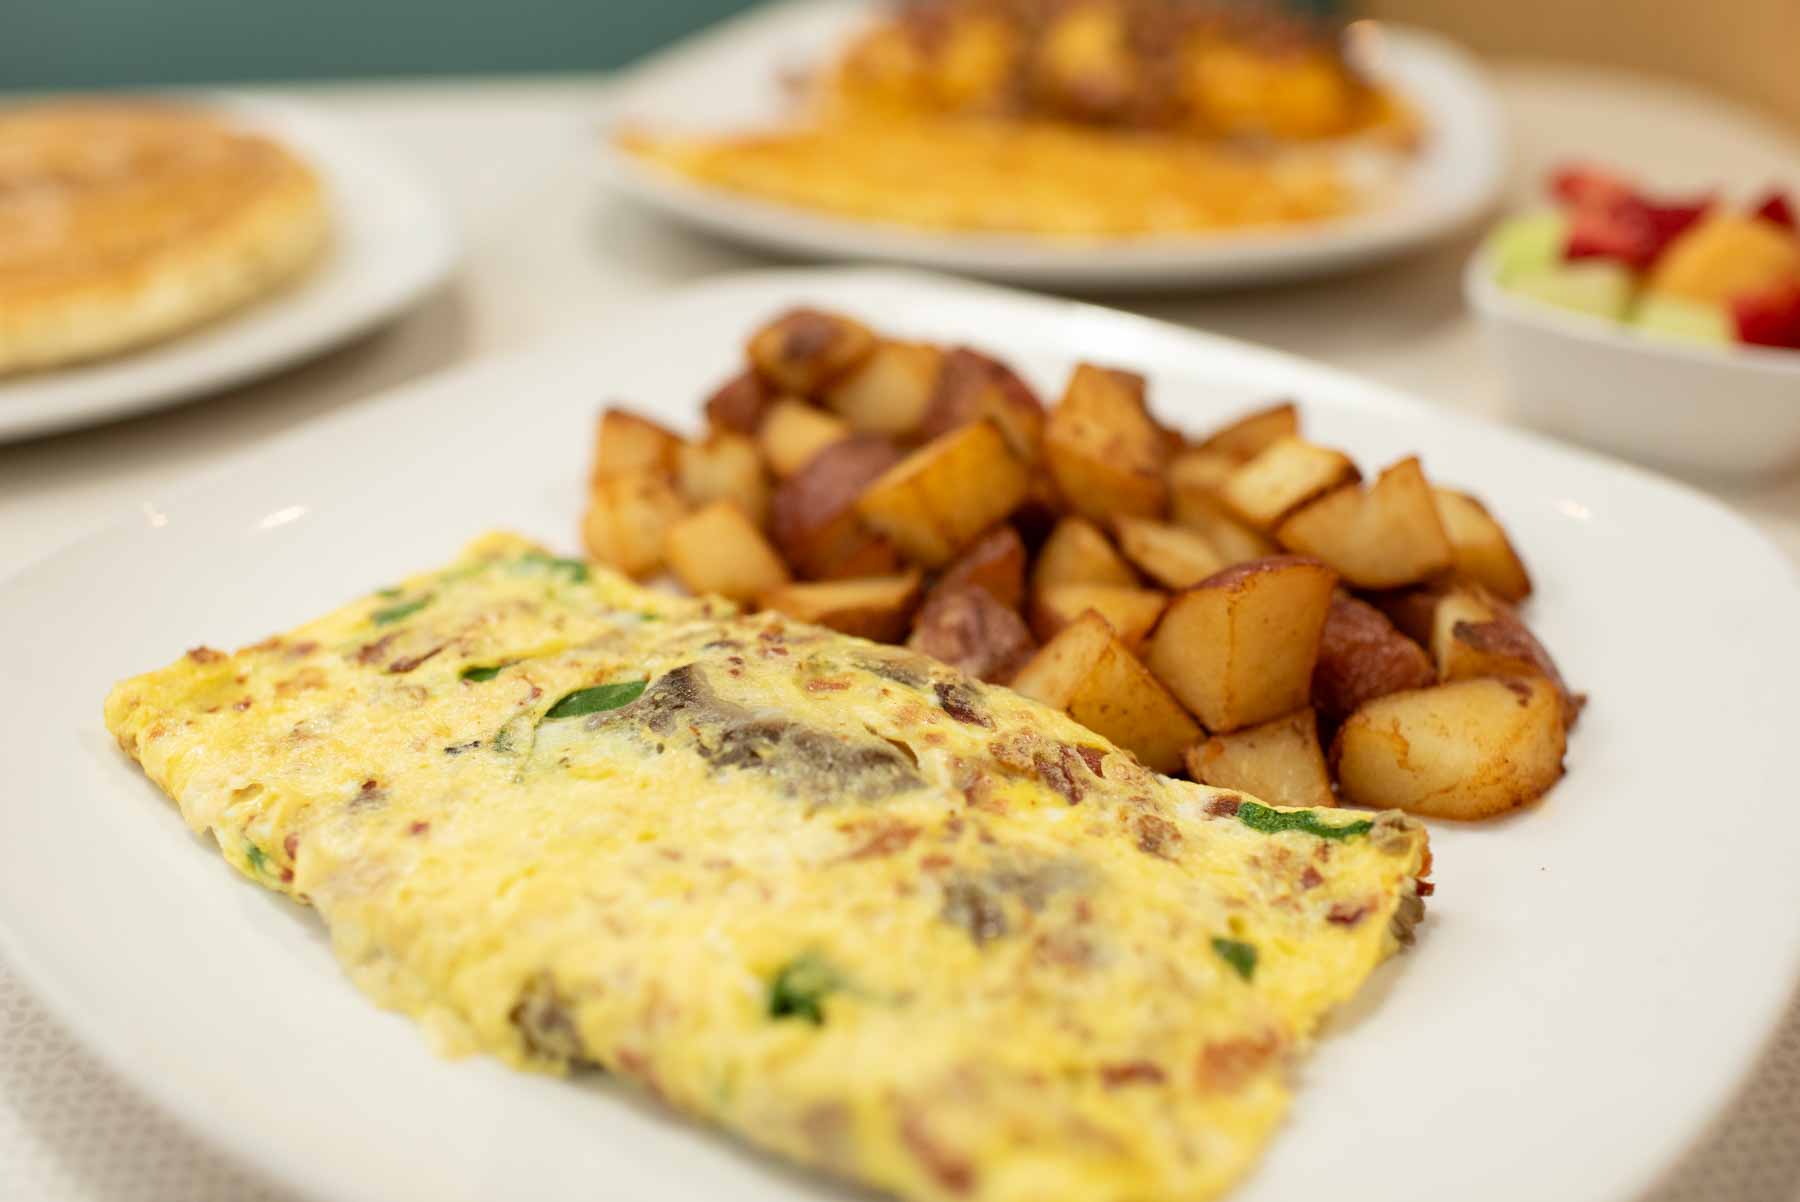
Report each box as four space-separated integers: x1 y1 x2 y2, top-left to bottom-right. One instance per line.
1 268 1796 1202
0 92 457 444
598 0 1505 290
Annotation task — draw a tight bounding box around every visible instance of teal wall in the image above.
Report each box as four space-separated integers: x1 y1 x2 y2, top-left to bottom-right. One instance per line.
0 0 759 90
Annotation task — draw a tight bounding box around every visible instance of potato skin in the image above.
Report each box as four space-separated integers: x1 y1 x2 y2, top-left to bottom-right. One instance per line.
703 369 773 435
907 583 1037 683
1312 593 1436 723
937 525 1028 610
770 436 903 579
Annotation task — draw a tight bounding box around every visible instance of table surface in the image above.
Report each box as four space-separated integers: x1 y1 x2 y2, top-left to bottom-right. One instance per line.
3 63 1798 1202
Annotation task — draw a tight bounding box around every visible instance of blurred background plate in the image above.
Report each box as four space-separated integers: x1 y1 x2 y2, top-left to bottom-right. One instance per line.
598 0 1505 290
0 92 457 445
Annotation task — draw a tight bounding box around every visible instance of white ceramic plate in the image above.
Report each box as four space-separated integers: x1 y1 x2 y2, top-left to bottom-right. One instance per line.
0 93 457 444
598 0 1505 290
2 268 1796 1202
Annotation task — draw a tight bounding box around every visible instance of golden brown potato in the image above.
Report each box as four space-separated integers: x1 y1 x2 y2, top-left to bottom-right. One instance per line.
1169 452 1279 563
855 420 1030 567
758 398 853 479
907 583 1037 682
759 573 923 642
936 525 1027 610
1113 517 1227 590
1434 488 1533 602
1043 363 1168 522
1184 708 1334 808
675 431 771 527
1220 436 1359 530
663 501 790 603
581 469 686 579
1029 584 1168 651
769 435 905 580
1194 401 1300 462
1145 555 1336 732
1365 583 1445 646
820 340 944 438
1431 587 1579 726
1167 446 1236 502
703 369 773 435
1331 677 1566 819
917 346 1046 460
1275 457 1451 588
1312 593 1436 723
1032 516 1138 590
592 408 682 483
1010 611 1199 774
746 308 876 394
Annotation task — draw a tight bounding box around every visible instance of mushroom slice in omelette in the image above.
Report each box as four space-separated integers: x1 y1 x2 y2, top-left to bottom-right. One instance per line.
105 532 1430 1202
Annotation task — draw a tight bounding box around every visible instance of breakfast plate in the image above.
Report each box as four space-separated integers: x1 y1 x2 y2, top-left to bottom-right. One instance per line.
0 92 457 444
598 0 1505 290
2 267 1797 1202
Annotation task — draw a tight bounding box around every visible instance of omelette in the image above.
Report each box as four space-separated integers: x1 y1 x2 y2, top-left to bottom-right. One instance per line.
105 532 1430 1202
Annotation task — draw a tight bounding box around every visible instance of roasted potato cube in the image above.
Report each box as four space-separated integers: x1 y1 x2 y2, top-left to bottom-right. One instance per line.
820 340 944 438
907 583 1037 682
747 308 876 394
1184 708 1334 808
856 420 1029 567
663 501 790 603
1030 584 1168 651
770 435 905 580
1043 363 1168 522
1010 611 1199 774
1194 401 1300 462
1168 447 1236 501
1113 517 1226 590
759 573 923 642
592 408 681 483
937 525 1027 610
581 469 686 579
918 347 1046 461
1145 556 1336 732
1312 593 1436 723
1220 437 1359 531
1032 516 1138 590
703 370 773 435
1434 488 1533 602
1431 587 1578 726
758 398 853 479
1331 677 1566 819
675 431 771 527
1170 452 1278 563
1366 583 1445 646
1275 457 1451 588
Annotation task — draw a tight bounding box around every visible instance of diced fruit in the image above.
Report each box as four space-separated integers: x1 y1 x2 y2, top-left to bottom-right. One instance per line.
1275 457 1451 589
1432 489 1532 602
1331 677 1566 819
936 525 1028 610
820 340 944 438
582 470 686 579
1751 189 1796 232
676 431 771 526
747 308 876 394
856 420 1030 567
1486 212 1568 285
1193 401 1299 462
1032 516 1138 590
592 408 681 483
1563 195 1709 271
1646 215 1800 306
1632 294 1734 347
1311 593 1435 723
704 370 773 435
1145 555 1336 732
1430 587 1579 727
907 583 1037 683
1010 612 1199 775
1029 584 1167 651
1505 262 1633 321
759 573 923 642
1549 163 1634 211
1731 280 1800 350
769 436 904 580
917 347 1045 460
1043 363 1168 522
759 399 853 478
1220 436 1359 531
1185 708 1334 809
663 501 790 603
1113 517 1226 590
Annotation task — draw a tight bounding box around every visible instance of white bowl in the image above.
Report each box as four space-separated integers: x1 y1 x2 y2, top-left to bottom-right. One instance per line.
1465 251 1800 479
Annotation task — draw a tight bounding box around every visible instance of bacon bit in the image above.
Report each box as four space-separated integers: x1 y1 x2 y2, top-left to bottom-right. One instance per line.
354 633 398 664
280 868 294 884
848 822 922 860
408 821 430 836
1034 751 1082 804
247 637 283 653
1134 813 1180 858
765 646 790 657
276 668 328 696
1313 842 1333 862
1071 745 1106 777
1299 866 1323 890
1416 880 1436 897
1327 901 1371 926
920 854 953 872
935 681 992 728
613 1048 667 1103
362 779 380 794
1196 1032 1281 1093
702 857 734 870
1073 897 1093 924
1205 795 1241 818
1100 1061 1167 1087
232 698 253 712
1501 678 1535 706
203 705 220 715
283 833 299 859
899 1110 976 1196
288 641 318 658
185 646 225 664
388 645 446 674
1035 930 1094 969
805 677 851 692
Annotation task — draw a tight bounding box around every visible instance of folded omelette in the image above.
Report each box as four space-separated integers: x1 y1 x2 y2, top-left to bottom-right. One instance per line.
105 532 1429 1202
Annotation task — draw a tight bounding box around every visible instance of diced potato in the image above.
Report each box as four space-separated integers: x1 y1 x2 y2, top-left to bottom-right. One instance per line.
936 525 1027 609
1145 555 1337 732
917 347 1046 461
1113 517 1226 590
581 469 686 579
907 583 1037 683
820 340 944 438
1170 453 1279 565
855 420 1029 567
1367 583 1444 646
747 308 876 394
1331 677 1566 819
1194 401 1300 462
758 399 853 479
1029 584 1168 651
663 501 790 603
1220 436 1359 530
1275 457 1452 588
675 431 771 527
703 370 773 435
1010 611 1200 774
1434 488 1533 602
759 573 923 642
1311 593 1436 723
770 436 905 580
592 408 681 483
1043 363 1168 522
1032 516 1138 590
1430 587 1579 726
1167 447 1236 502
1184 708 1334 808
